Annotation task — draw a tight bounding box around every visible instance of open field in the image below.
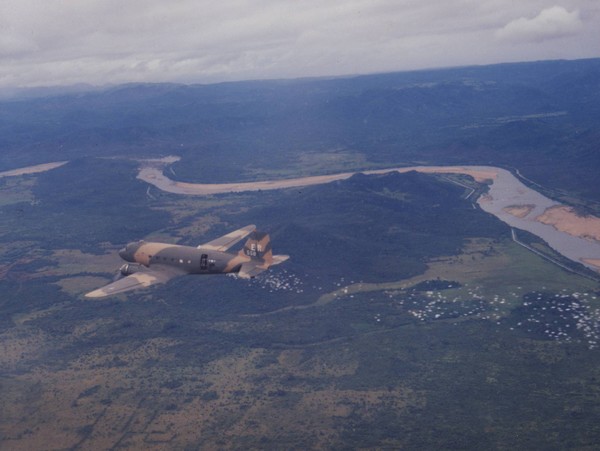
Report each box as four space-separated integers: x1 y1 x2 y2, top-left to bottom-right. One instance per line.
0 177 36 207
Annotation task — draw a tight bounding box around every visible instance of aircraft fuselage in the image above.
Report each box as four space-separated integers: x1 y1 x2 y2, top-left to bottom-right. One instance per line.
85 225 288 298
119 241 250 275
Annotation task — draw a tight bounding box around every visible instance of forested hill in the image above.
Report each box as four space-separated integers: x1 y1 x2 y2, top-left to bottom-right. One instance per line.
1 58 599 201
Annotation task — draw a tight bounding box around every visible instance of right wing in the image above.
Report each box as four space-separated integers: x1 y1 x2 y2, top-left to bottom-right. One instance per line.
85 265 183 298
198 224 256 252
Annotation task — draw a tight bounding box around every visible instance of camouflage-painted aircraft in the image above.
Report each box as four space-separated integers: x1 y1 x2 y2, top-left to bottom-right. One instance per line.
85 225 288 298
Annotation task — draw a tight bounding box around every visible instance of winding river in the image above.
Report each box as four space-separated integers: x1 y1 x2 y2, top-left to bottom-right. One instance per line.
137 157 600 273
5 158 596 272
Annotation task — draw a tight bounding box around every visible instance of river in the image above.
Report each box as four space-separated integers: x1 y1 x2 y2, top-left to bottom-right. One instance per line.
473 166 600 273
137 159 600 273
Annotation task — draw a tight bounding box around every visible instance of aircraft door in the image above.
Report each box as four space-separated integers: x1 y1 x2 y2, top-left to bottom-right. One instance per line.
200 254 208 271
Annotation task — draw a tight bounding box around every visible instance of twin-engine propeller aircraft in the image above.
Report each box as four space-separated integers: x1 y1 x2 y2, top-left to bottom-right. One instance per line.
85 225 289 298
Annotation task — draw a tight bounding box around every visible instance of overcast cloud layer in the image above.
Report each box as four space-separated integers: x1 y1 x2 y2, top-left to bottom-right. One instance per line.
0 0 599 88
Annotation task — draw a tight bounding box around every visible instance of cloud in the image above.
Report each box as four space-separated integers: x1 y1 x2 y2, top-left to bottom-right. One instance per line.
496 6 583 42
0 1 598 88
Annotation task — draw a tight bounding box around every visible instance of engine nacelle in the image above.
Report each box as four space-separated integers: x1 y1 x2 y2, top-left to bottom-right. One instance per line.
120 263 144 276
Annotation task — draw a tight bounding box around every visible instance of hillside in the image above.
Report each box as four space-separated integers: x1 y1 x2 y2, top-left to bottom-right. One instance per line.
1 58 599 201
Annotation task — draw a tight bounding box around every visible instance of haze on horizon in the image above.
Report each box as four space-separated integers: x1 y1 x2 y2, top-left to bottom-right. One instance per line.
1 0 599 89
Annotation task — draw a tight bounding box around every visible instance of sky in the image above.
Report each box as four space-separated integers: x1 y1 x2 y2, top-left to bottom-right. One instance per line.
0 0 599 88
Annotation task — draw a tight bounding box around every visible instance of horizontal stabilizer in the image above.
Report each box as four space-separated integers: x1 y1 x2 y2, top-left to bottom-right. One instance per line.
237 262 267 279
237 254 289 279
271 254 289 266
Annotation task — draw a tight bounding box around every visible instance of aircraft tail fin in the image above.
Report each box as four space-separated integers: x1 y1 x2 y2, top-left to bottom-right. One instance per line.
241 231 272 261
237 231 289 278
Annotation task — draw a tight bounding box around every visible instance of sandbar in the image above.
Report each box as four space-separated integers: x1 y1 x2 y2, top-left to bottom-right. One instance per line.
503 204 535 219
537 205 600 242
0 161 68 178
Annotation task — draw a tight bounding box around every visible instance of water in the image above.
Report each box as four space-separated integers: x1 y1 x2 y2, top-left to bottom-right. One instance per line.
471 166 600 271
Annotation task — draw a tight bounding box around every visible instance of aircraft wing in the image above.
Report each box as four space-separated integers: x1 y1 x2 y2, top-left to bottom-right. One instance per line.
198 224 256 252
85 265 184 298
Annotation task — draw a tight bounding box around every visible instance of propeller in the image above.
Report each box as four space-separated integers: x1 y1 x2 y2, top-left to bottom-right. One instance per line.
113 263 132 281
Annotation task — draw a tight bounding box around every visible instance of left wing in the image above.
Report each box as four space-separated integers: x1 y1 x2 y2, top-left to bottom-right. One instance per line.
85 265 184 298
198 224 256 252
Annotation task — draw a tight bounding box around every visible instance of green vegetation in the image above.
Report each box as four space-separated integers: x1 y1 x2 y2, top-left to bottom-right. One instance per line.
1 160 599 449
1 59 600 449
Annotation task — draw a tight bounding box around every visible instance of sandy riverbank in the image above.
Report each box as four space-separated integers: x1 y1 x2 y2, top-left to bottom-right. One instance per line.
582 259 600 270
137 159 498 196
537 206 600 242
